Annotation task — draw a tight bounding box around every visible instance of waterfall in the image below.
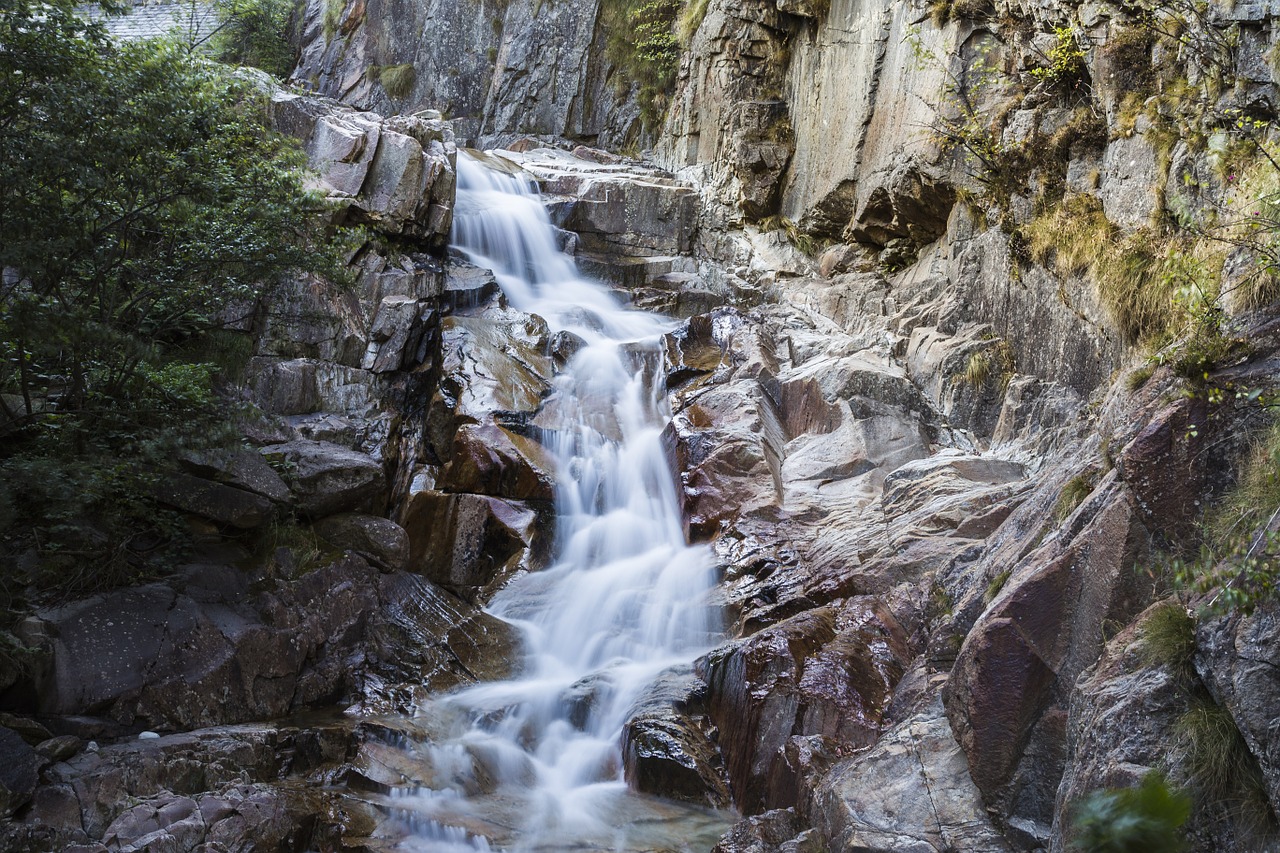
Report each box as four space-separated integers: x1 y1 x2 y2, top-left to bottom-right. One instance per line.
390 151 725 852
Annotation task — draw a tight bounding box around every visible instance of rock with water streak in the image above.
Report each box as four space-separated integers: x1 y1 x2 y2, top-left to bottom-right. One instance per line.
704 597 912 814
622 667 730 807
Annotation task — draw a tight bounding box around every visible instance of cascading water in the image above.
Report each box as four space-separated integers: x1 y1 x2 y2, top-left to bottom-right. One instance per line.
384 151 727 852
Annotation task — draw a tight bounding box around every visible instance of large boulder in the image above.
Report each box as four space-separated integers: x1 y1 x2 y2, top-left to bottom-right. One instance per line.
260 439 387 519
313 513 410 571
945 482 1157 834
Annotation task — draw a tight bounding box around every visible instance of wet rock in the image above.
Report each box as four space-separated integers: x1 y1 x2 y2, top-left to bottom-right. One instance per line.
622 667 730 807
711 808 805 853
814 695 1012 852
400 489 546 601
438 422 556 501
313 513 410 571
548 329 586 366
0 726 40 817
363 294 435 373
260 439 387 519
945 483 1157 825
151 473 275 529
704 597 912 814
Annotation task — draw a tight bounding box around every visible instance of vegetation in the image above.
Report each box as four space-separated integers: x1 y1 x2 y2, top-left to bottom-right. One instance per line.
1030 25 1087 91
1174 700 1272 826
212 0 298 77
1069 772 1191 853
1054 473 1096 521
378 63 417 98
984 569 1012 604
677 0 708 45
603 0 682 131
0 0 348 601
1138 601 1197 683
928 0 991 28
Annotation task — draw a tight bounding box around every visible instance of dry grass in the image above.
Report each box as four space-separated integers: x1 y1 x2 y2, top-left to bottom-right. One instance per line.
379 64 416 99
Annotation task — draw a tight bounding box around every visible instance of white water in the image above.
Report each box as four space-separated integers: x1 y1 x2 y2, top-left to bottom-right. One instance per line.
390 152 723 851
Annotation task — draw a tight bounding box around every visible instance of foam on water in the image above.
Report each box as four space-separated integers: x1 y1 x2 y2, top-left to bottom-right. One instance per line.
394 152 724 852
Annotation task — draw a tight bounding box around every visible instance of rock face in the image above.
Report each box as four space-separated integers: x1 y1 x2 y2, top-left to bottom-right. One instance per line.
291 0 641 148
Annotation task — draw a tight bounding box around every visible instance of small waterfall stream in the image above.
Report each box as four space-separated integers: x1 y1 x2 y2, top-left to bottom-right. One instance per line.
386 152 727 851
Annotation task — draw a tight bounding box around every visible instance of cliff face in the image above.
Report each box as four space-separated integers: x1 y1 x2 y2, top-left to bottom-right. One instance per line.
292 0 642 147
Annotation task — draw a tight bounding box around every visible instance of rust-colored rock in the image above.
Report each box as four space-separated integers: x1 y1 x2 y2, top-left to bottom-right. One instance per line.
703 597 911 814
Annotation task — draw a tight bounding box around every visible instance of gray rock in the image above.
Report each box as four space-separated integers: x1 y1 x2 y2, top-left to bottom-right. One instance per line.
313 513 410 571
36 735 84 763
0 726 39 817
151 473 276 529
261 439 387 519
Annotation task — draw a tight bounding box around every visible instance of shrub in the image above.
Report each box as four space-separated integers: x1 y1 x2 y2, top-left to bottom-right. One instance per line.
602 0 682 131
1069 772 1191 853
213 0 298 77
1030 26 1087 90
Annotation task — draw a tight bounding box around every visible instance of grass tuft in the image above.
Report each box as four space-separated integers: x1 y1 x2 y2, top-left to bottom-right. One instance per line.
379 64 416 99
985 569 1012 604
1174 699 1272 826
1054 473 1096 521
1139 601 1196 683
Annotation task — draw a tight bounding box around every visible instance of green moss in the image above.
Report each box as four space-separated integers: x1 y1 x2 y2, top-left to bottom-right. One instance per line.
322 0 345 41
677 0 708 45
984 569 1012 603
1127 364 1155 391
378 63 416 98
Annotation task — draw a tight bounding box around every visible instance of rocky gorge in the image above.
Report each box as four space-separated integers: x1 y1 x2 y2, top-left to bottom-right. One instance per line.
5 0 1280 850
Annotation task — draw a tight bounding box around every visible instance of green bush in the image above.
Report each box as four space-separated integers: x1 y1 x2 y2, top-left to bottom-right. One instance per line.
213 0 298 78
1069 772 1191 853
0 0 349 602
1138 601 1196 683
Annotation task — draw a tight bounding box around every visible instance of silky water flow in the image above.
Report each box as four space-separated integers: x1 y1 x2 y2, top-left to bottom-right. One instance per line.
380 152 729 852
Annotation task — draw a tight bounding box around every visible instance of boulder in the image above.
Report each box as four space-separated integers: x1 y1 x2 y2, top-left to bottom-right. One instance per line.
399 489 546 601
703 597 912 814
814 695 1012 852
621 667 730 807
151 473 275 529
0 726 40 817
260 440 386 519
313 513 410 571
438 423 556 502
179 448 291 504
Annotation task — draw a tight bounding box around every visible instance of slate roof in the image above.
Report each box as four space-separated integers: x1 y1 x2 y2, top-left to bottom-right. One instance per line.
81 0 220 44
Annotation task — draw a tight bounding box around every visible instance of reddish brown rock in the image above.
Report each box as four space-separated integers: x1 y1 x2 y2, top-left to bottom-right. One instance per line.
945 485 1157 826
438 423 555 502
703 597 911 814
399 488 547 600
1117 396 1209 542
